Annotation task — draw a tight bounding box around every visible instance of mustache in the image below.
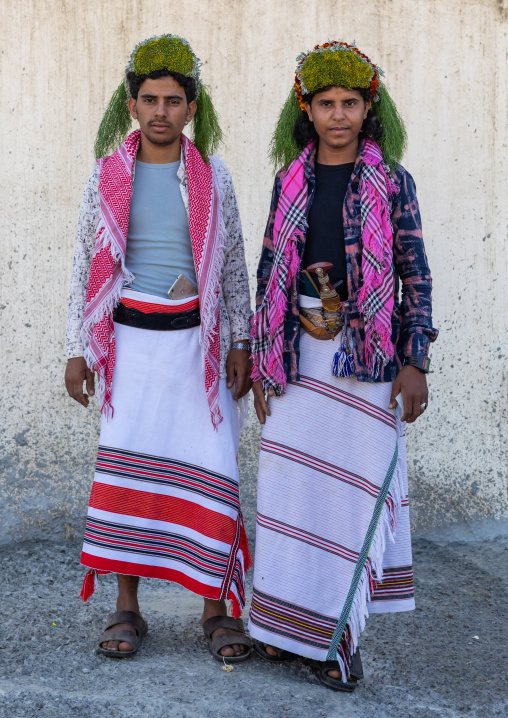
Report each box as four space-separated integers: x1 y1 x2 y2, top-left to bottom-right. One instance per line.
148 121 172 127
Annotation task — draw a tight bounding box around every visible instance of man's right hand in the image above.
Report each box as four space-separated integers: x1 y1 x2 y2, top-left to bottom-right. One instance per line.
253 380 273 425
65 357 95 407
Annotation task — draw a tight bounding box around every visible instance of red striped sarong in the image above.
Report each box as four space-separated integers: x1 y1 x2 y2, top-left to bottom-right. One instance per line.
80 289 250 616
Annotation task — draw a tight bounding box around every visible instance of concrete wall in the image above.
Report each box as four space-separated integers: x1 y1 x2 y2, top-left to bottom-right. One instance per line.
1 0 507 544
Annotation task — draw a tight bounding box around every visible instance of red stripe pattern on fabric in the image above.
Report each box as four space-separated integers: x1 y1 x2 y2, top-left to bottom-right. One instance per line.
89 482 236 544
80 447 249 615
81 552 224 600
256 513 359 563
95 446 240 511
119 297 199 314
250 587 337 650
297 375 396 429
371 565 414 601
260 438 381 498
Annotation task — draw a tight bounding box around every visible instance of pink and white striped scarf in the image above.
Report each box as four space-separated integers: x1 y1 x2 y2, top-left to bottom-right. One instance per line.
81 130 224 427
251 138 396 391
251 143 313 392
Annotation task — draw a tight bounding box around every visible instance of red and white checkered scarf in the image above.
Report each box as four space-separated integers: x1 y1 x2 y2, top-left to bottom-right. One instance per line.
82 130 224 427
251 138 396 391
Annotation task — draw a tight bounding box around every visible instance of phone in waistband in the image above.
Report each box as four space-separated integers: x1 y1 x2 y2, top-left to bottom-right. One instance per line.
168 273 198 300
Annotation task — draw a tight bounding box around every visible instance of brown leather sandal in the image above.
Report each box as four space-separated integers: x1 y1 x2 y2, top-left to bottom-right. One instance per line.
97 610 148 658
252 639 297 663
202 616 252 663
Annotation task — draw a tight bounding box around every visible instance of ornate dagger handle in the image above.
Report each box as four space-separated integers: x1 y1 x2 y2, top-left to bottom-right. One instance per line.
306 262 337 299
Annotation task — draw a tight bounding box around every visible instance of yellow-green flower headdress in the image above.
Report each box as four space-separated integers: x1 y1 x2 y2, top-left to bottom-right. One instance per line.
94 34 223 160
271 41 406 169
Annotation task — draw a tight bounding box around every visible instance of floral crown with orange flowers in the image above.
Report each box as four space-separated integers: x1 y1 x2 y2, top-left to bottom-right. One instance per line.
294 41 383 110
270 40 406 171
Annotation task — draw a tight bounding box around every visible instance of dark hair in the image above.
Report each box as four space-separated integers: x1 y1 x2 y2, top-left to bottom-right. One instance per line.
293 86 383 146
126 68 197 103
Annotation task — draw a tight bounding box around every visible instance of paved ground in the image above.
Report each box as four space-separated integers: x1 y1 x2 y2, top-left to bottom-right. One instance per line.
0 535 506 718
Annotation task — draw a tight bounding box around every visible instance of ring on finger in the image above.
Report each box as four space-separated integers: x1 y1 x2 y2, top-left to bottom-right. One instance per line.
420 402 427 412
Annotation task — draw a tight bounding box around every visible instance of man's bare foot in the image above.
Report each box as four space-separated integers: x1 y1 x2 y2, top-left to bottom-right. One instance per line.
101 575 141 653
201 598 247 657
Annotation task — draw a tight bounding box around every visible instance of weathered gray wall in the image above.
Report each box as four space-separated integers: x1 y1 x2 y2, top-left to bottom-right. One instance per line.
1 0 507 544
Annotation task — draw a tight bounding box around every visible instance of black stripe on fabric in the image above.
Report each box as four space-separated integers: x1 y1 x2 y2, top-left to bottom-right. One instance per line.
255 516 357 563
249 614 330 650
95 446 239 510
82 538 225 578
96 457 239 500
84 526 228 566
86 516 223 548
94 467 238 511
260 445 378 499
97 445 238 489
371 592 414 601
85 517 229 564
252 587 337 625
377 565 413 574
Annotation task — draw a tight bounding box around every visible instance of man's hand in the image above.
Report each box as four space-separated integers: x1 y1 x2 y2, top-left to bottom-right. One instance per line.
388 365 428 423
226 348 252 401
253 381 274 424
65 357 95 407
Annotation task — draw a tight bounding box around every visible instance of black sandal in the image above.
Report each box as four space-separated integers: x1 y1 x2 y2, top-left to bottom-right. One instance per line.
317 648 364 692
253 639 297 663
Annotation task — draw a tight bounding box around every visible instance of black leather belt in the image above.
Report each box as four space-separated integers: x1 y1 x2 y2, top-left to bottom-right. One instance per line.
113 303 201 331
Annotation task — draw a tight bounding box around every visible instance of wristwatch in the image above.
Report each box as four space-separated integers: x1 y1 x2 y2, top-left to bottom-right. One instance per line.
405 355 430 374
232 341 251 351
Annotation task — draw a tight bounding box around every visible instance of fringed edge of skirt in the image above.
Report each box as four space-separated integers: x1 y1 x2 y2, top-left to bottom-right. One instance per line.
79 516 253 611
329 423 406 682
228 511 253 619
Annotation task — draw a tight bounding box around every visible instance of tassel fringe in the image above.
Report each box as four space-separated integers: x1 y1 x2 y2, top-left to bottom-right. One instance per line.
80 568 113 602
331 328 355 378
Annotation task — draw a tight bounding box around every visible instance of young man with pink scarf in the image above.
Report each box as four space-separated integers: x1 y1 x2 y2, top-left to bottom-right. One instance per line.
249 42 438 690
64 35 253 662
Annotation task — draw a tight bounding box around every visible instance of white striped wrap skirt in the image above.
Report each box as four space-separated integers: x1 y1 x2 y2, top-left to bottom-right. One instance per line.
248 326 414 678
80 289 250 617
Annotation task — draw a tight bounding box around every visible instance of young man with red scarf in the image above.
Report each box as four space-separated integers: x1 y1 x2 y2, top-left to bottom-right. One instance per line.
249 42 438 690
65 35 252 662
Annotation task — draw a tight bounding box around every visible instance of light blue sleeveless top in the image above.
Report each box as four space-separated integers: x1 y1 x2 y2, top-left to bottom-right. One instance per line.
125 160 197 299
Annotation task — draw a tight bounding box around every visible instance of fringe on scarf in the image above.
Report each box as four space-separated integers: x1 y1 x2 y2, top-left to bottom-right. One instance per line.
81 220 135 420
194 154 226 429
263 235 303 390
357 145 397 374
187 148 224 430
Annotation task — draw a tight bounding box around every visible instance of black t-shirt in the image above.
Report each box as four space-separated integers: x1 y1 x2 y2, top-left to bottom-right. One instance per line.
301 161 355 300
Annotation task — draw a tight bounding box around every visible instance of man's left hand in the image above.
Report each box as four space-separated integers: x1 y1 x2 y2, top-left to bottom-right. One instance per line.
226 347 252 401
388 365 428 423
